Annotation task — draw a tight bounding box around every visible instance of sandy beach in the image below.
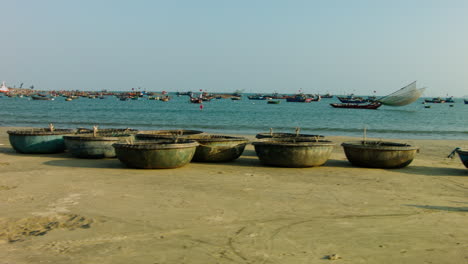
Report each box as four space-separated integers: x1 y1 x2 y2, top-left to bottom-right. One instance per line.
0 126 467 264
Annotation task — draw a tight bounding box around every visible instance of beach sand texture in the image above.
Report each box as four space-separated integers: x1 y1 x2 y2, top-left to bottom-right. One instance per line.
0 127 467 263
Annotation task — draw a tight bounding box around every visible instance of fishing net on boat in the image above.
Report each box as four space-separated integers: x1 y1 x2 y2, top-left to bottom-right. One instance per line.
378 81 426 106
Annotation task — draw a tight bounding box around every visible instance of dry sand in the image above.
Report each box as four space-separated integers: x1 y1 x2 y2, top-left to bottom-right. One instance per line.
0 127 467 264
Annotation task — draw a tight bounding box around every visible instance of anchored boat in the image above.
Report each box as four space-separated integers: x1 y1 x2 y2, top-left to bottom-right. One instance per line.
330 102 382 109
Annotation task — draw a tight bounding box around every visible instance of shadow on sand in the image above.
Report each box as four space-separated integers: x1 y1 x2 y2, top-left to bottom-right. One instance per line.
43 158 125 169
397 166 467 177
405 204 468 212
0 147 72 159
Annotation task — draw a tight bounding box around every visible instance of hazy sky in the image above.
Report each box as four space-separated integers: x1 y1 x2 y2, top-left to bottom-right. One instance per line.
2 0 467 96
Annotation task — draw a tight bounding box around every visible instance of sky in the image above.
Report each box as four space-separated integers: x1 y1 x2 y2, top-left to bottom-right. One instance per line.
1 0 468 96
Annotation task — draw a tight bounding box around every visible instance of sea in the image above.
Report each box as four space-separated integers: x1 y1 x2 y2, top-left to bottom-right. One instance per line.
0 94 467 140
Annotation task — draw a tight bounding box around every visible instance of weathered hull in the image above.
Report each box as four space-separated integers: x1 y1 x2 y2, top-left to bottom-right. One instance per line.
190 135 249 162
8 129 74 154
253 139 335 167
342 141 418 168
64 135 133 159
113 141 198 169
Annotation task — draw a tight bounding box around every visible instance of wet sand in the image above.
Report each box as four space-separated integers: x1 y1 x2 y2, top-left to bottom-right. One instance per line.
0 127 467 263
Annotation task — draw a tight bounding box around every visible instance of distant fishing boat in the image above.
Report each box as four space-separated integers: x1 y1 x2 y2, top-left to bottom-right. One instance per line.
190 97 203 104
424 97 446 103
464 99 468 104
445 97 455 103
337 95 367 104
286 94 320 103
330 102 382 109
248 94 271 100
31 95 54 101
267 100 280 104
0 81 9 93
320 93 333 98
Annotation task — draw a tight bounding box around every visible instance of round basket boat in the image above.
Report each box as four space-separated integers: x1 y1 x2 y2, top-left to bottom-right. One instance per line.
189 135 249 162
136 130 204 140
341 141 419 168
255 132 324 140
64 133 134 159
113 140 199 169
252 138 335 168
7 128 75 154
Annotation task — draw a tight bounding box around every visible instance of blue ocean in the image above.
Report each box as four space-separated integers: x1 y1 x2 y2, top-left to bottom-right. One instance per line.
0 94 466 140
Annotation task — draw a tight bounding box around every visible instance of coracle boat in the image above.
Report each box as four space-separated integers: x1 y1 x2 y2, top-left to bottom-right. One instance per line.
189 135 249 162
136 130 204 140
31 95 54 101
252 138 335 167
113 140 199 169
448 148 468 168
64 130 135 159
330 102 382 109
341 141 419 168
7 126 75 154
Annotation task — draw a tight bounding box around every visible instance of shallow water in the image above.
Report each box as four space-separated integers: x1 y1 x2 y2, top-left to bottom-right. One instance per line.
0 94 466 139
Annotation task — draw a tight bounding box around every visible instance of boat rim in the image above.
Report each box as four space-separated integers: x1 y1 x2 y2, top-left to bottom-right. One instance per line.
342 141 419 151
7 128 76 136
113 140 199 150
253 139 335 147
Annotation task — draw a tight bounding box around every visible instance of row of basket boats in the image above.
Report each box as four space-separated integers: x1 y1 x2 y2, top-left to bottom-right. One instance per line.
6 126 468 170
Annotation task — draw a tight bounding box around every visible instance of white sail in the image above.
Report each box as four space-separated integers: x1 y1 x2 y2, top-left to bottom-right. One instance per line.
378 81 425 106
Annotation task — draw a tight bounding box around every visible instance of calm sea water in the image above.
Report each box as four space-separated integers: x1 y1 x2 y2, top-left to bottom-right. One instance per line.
0 94 467 140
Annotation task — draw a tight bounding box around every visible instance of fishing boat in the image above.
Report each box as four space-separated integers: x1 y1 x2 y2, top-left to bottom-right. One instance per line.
286 94 320 103
0 81 9 93
424 97 445 103
445 97 455 103
248 94 268 100
253 138 335 167
337 95 366 104
464 99 468 104
320 93 333 98
190 97 203 104
330 102 382 109
31 95 54 101
342 141 419 168
267 100 280 104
